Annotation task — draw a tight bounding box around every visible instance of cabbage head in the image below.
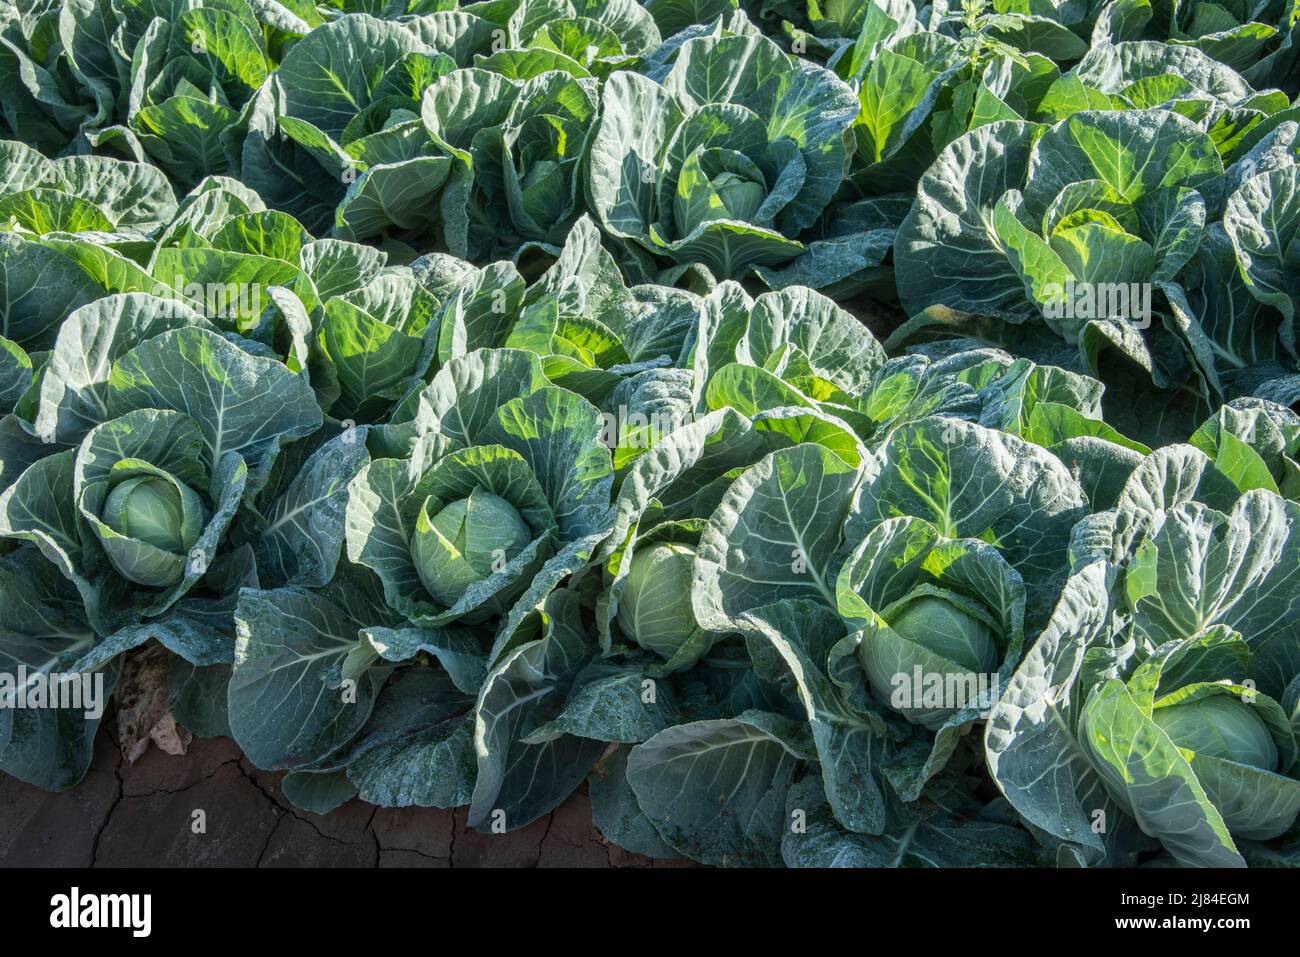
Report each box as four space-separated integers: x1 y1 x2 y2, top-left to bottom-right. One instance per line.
616 542 711 668
96 471 209 587
412 490 534 607
858 591 1001 728
1153 694 1279 772
837 517 1024 733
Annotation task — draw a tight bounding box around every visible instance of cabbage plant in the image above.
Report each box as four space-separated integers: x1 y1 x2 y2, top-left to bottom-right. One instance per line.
1080 627 1300 865
2 298 321 605
988 446 1300 866
0 305 331 789
53 0 277 183
221 345 617 826
895 110 1225 393
345 346 615 631
0 140 176 250
586 21 862 282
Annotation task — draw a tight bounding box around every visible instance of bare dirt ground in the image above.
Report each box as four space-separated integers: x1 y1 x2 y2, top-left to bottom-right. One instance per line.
0 733 690 868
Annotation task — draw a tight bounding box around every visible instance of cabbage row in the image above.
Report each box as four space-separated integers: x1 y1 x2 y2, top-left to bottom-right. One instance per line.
1 0 1299 868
